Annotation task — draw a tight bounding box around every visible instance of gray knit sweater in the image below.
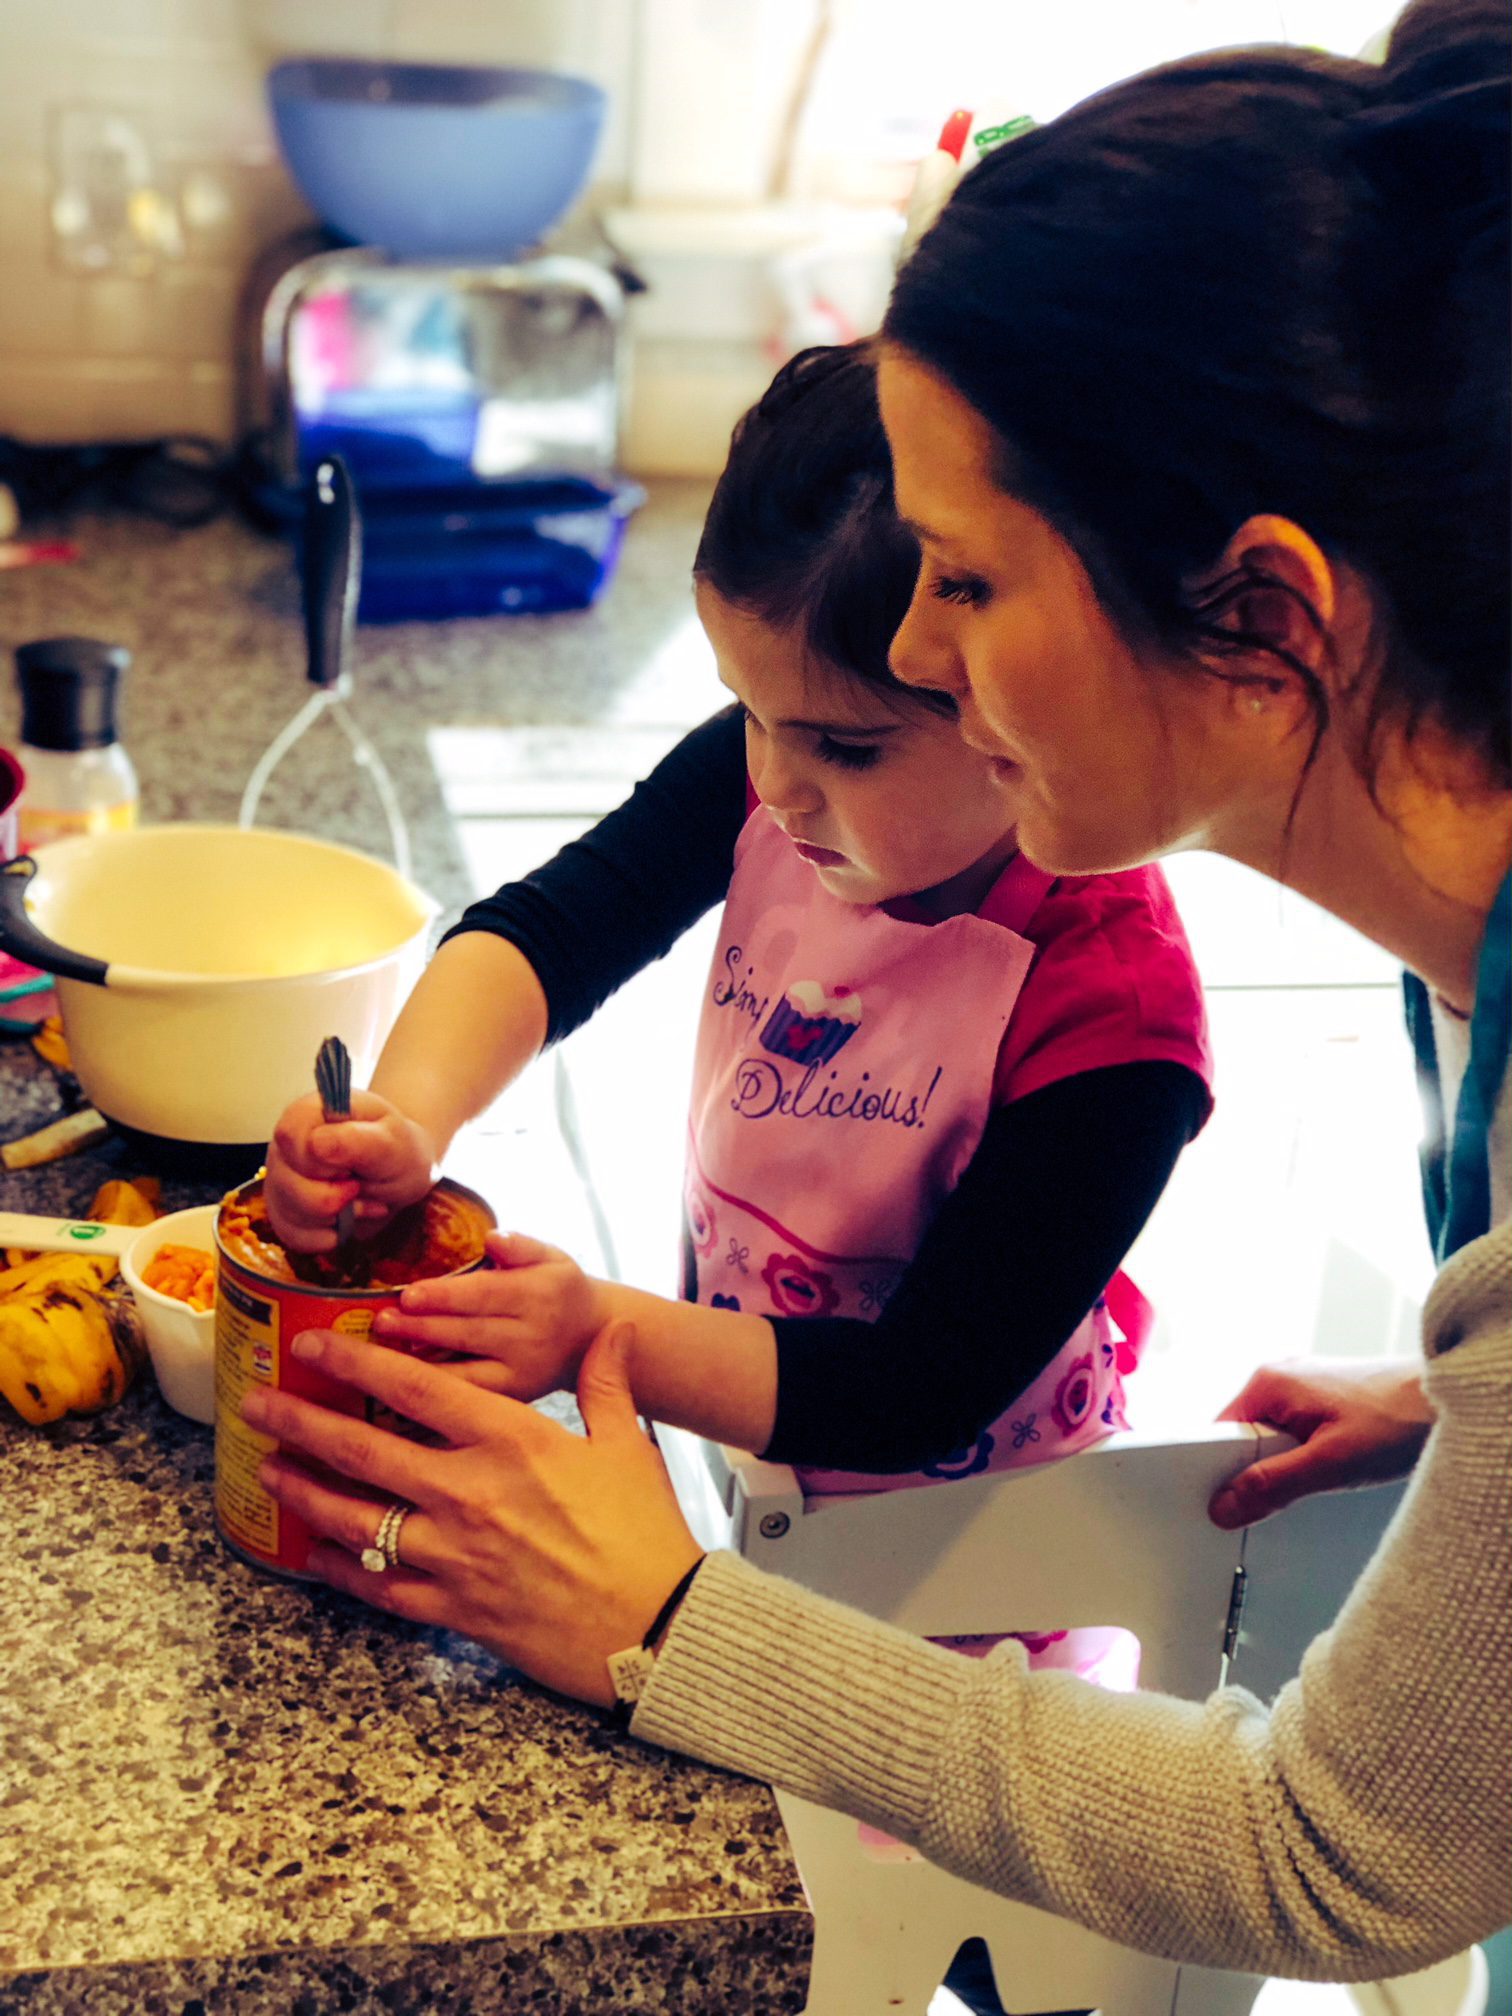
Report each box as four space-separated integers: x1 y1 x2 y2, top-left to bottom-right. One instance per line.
635 1220 1512 1981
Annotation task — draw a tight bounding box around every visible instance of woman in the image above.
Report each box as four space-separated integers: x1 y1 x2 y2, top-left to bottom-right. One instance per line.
242 0 1510 1983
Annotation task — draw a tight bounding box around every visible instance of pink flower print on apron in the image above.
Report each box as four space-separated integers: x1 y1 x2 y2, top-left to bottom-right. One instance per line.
683 806 1147 1498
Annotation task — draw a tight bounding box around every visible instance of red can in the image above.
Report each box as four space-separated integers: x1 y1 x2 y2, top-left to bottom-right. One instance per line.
212 1176 495 1578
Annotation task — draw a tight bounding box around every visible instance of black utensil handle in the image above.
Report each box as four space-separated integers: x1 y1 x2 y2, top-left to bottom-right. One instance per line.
314 1033 353 1122
303 455 362 691
0 857 110 987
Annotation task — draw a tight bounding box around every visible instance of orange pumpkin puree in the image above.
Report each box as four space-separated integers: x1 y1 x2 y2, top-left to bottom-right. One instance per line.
218 1183 489 1290
142 1244 216 1311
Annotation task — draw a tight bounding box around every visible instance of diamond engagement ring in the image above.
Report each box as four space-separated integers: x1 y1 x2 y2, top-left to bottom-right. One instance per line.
360 1501 410 1574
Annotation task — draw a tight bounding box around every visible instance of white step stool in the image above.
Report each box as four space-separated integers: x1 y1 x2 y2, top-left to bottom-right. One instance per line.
659 1421 1480 2016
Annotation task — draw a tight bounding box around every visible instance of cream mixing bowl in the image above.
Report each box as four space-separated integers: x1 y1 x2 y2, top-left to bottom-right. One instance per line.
0 825 436 1149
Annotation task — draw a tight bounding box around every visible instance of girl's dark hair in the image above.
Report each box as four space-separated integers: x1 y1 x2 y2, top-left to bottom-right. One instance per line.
694 342 946 712
885 0 1511 786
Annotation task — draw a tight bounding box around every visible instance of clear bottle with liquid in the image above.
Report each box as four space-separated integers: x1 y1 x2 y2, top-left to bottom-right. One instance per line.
14 637 138 848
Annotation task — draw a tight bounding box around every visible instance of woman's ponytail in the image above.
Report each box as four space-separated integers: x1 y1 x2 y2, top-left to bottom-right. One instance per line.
1379 0 1509 107
1353 0 1508 230
1347 0 1510 777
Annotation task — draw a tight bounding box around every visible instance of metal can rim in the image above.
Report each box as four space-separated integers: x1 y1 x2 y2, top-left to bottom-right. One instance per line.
213 1174 496 1297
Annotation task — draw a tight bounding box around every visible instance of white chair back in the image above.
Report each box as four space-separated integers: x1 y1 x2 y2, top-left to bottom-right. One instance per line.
658 1422 1458 2016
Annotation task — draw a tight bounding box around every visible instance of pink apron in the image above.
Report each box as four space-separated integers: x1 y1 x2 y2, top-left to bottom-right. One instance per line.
683 807 1149 1498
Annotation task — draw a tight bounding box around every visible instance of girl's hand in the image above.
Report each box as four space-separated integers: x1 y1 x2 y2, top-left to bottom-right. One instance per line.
1209 1359 1434 1529
373 1232 609 1400
241 1321 705 1707
265 1089 438 1251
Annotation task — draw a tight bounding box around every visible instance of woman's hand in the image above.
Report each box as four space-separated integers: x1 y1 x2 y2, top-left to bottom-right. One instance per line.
373 1232 608 1400
240 1321 705 1706
265 1089 438 1251
1209 1359 1434 1530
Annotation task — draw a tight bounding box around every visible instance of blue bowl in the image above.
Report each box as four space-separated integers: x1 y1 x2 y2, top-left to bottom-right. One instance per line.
268 59 606 261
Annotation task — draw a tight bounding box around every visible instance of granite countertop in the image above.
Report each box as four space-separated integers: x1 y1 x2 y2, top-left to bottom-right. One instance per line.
0 488 719 916
0 500 812 2014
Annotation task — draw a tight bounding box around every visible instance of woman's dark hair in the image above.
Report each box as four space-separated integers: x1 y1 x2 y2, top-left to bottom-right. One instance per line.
885 0 1511 786
694 341 947 713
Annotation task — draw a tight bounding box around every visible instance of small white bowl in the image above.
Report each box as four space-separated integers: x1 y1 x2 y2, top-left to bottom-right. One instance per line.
120 1205 219 1425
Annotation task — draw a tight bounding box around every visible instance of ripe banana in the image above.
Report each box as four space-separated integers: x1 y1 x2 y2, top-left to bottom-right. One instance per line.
0 1178 155 1425
0 1249 115 1297
0 1275 139 1425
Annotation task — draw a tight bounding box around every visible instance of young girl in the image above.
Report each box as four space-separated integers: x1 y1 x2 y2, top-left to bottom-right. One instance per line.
265 341 1212 1516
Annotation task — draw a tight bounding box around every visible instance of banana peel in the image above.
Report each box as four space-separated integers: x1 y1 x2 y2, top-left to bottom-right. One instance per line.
0 1177 158 1425
88 1178 159 1229
30 1016 71 1073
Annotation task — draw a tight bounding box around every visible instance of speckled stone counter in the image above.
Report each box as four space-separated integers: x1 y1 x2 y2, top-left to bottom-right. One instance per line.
0 500 812 2014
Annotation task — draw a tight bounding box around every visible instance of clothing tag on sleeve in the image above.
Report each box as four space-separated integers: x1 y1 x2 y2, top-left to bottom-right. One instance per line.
607 1644 657 1705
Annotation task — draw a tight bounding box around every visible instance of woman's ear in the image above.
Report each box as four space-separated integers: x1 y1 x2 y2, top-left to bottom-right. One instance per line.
1193 520 1346 762
1211 514 1337 673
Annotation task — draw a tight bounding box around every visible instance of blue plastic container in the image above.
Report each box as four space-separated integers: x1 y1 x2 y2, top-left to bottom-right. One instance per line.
268 59 606 261
297 390 482 489
352 476 646 621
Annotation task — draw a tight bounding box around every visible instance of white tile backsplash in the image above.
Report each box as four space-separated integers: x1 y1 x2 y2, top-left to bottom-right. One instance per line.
2 354 236 442
0 0 634 448
0 268 84 355
0 1 307 442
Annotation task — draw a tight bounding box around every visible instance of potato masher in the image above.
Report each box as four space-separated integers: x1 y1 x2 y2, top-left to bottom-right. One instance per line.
239 455 411 882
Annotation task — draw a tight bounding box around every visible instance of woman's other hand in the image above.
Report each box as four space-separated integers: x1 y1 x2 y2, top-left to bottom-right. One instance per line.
1209 1359 1434 1530
373 1231 608 1399
265 1089 438 1251
242 1321 705 1706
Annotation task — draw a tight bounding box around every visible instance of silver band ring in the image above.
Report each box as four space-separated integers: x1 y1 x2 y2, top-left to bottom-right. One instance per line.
360 1501 409 1574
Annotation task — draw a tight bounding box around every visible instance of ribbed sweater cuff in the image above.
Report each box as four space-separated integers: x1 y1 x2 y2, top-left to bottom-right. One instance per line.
631 1550 972 1843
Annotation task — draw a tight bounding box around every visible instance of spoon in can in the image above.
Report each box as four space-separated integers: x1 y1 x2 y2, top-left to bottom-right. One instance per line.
314 1034 356 1248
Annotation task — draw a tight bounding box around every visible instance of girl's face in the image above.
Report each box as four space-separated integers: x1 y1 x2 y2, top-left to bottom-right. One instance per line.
696 581 1018 910
877 347 1259 876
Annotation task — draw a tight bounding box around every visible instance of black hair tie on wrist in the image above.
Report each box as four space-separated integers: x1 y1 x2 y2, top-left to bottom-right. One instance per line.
607 1555 708 1729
